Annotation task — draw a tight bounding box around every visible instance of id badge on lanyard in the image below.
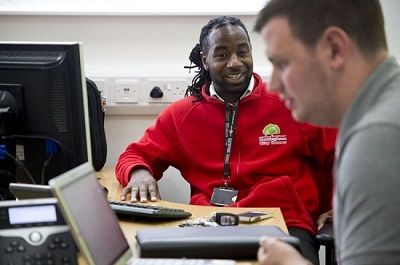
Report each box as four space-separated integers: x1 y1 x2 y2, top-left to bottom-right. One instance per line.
210 102 239 206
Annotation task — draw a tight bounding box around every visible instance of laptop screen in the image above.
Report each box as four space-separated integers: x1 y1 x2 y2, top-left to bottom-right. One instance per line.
50 165 130 265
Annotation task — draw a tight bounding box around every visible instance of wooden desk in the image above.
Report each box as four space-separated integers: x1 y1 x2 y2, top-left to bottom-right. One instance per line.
92 168 288 265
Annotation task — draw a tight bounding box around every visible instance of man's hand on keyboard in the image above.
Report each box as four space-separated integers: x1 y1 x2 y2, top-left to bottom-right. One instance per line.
121 169 161 203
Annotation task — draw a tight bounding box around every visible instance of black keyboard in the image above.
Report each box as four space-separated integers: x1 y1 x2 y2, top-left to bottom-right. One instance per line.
109 201 192 219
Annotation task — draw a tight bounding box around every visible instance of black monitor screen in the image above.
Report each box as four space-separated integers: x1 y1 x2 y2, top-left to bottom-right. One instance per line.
0 42 90 190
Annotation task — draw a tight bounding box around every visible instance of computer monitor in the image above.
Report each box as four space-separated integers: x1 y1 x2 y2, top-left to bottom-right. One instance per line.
0 42 91 191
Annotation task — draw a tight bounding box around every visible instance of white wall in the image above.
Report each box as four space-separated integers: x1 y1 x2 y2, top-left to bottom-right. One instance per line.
381 0 400 58
1 0 399 204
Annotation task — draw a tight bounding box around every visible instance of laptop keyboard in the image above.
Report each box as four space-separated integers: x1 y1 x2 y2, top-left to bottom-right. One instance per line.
130 258 235 265
109 200 192 219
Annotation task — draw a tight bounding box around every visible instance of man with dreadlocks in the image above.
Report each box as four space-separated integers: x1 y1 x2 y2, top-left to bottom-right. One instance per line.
116 16 336 264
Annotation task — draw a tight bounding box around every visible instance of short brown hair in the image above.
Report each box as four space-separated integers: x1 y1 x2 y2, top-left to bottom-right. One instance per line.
254 0 387 56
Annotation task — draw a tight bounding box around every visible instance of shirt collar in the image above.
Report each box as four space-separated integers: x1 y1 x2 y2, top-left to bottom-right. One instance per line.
209 76 254 102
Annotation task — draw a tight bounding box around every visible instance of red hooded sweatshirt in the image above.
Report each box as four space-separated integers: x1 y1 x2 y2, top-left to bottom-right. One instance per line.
116 73 336 234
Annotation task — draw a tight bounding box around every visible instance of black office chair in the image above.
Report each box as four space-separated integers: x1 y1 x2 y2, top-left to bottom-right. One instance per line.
316 222 337 265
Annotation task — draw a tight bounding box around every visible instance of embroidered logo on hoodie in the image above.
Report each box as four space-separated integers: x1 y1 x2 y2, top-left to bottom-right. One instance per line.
259 124 288 146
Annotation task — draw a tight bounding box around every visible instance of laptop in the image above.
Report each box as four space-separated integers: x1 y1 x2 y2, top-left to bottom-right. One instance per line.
49 163 235 265
9 182 53 199
9 181 193 220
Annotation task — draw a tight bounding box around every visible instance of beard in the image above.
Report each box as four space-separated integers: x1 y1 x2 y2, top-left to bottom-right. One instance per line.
299 58 337 126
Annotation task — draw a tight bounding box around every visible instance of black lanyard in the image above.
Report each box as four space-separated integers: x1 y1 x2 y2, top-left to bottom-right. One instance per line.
223 101 239 187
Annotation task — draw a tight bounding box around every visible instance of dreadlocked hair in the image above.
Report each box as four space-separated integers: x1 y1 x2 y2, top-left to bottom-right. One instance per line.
184 16 251 101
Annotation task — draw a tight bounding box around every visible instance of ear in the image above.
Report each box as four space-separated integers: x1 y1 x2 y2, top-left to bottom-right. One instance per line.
200 51 208 71
320 26 350 69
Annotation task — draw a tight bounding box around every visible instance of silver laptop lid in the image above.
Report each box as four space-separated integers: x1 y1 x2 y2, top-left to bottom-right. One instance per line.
49 163 132 265
9 183 53 200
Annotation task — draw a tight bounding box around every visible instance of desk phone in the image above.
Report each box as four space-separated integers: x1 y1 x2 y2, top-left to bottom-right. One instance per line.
0 198 77 265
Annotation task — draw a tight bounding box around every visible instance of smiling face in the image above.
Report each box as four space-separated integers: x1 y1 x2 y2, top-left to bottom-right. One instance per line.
201 25 253 103
261 17 337 126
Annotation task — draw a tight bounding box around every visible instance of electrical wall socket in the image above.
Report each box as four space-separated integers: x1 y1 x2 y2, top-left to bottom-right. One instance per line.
146 78 188 103
88 76 193 115
114 79 139 103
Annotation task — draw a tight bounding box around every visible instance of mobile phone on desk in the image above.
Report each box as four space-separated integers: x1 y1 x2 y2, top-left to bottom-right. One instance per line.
238 211 273 223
